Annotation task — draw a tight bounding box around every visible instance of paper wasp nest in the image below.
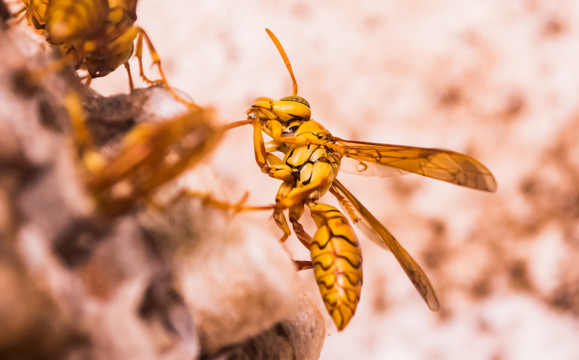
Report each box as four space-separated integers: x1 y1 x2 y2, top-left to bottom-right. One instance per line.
0 23 324 360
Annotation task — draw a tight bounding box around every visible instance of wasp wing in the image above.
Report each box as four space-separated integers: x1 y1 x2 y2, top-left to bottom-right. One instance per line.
329 179 440 311
333 137 497 192
339 155 408 178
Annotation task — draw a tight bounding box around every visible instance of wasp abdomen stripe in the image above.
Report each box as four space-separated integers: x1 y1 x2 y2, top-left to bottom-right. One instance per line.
309 204 363 331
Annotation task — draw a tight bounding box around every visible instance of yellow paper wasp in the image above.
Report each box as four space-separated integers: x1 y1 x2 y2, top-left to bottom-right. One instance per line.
247 29 497 331
15 0 193 106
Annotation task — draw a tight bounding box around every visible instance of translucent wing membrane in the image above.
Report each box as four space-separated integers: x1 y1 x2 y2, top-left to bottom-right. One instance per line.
339 156 408 178
333 138 497 192
329 180 440 311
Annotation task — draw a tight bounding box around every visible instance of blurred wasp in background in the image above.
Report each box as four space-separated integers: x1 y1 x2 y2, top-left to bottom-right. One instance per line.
65 91 252 216
14 0 194 106
0 0 11 26
247 29 497 331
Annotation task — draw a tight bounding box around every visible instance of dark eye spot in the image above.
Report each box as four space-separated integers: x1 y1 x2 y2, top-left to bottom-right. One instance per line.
279 95 311 108
288 125 299 133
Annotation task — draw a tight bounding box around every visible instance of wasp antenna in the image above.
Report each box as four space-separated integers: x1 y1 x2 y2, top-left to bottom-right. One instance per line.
265 28 298 96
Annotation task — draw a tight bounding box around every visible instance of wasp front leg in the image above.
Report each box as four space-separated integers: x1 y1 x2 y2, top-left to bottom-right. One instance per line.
251 118 285 174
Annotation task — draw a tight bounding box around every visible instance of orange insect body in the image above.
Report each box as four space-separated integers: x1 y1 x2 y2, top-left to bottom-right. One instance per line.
65 91 224 216
21 0 116 72
19 0 194 106
248 29 496 331
44 0 108 44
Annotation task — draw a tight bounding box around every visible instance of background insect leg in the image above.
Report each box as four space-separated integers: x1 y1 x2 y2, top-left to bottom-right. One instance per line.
123 62 134 91
1 0 13 25
64 90 106 174
168 189 275 214
134 26 197 108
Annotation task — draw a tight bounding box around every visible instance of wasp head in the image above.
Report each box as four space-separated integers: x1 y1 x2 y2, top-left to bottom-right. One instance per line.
85 43 134 78
270 95 311 122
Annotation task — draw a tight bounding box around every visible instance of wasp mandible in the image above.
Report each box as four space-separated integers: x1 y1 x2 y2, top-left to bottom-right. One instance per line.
17 0 193 106
247 29 497 331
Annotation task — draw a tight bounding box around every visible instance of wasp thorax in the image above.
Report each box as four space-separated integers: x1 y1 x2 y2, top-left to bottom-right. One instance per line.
271 95 311 122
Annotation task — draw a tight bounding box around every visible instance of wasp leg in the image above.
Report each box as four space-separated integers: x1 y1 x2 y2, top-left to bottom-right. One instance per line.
7 4 23 24
134 26 198 109
293 260 313 270
64 91 106 174
124 62 134 91
291 218 312 250
250 117 286 174
175 189 275 213
134 27 162 86
221 119 254 131
252 124 295 182
272 181 303 242
252 119 271 173
273 204 292 242
26 54 76 86
148 188 276 224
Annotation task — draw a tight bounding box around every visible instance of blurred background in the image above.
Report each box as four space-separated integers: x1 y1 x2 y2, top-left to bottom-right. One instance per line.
91 1 579 359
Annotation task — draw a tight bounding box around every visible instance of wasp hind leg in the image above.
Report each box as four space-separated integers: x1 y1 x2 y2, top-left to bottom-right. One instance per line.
290 219 314 270
293 260 313 270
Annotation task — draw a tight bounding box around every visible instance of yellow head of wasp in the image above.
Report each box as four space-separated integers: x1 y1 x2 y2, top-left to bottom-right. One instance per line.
248 29 311 133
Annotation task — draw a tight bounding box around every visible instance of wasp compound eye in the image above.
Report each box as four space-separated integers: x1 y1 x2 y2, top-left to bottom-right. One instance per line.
272 96 311 122
279 95 310 109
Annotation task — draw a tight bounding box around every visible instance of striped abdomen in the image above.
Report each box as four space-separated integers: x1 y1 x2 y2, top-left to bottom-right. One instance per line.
308 203 363 331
